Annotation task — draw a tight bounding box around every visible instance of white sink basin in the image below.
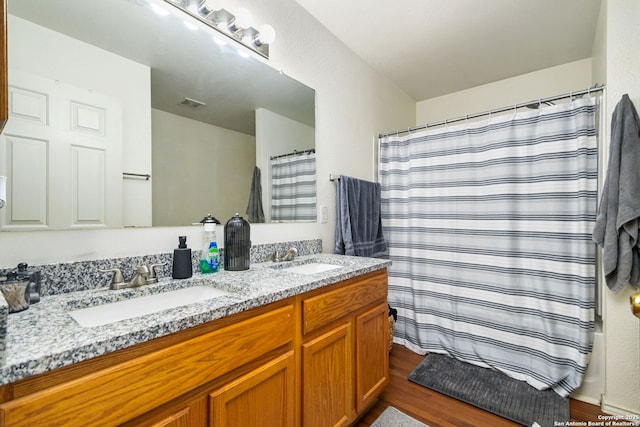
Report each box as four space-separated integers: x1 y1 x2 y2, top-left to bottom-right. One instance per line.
283 262 342 275
69 286 230 327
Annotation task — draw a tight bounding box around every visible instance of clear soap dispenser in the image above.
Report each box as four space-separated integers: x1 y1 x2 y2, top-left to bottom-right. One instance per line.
200 214 221 274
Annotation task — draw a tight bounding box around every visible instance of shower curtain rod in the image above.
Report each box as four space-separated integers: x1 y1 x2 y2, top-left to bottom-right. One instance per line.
379 84 605 138
270 148 315 160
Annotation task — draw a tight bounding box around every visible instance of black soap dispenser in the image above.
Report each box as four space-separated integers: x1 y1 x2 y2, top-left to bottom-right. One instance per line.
172 235 193 279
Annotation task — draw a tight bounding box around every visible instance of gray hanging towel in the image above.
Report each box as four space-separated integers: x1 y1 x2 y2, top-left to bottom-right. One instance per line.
335 175 387 257
593 94 640 293
245 166 265 223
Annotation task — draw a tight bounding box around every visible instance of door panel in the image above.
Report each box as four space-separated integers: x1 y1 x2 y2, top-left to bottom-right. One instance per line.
0 69 122 230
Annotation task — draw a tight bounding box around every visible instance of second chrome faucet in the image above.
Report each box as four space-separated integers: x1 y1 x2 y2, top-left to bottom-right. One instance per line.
272 247 298 263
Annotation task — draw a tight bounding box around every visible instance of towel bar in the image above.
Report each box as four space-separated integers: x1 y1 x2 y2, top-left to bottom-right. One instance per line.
123 172 151 180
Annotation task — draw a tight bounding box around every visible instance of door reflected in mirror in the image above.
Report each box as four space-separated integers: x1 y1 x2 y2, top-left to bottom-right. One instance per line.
1 0 315 231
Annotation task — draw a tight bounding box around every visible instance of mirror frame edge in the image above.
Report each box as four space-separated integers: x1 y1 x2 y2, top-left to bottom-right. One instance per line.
0 0 6 133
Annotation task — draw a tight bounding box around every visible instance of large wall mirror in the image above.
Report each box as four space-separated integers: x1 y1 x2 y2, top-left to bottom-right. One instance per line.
1 0 316 231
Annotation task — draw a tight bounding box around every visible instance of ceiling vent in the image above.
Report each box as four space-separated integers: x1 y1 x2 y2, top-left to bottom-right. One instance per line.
179 97 206 109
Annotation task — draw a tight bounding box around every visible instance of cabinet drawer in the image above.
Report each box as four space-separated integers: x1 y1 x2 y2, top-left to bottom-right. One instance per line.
0 304 294 427
302 271 387 335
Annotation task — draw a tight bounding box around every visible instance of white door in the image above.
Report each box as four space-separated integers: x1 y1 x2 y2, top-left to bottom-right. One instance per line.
0 70 123 230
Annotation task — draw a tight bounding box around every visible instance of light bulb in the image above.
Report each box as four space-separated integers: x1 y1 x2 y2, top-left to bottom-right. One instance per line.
233 8 253 29
257 24 276 44
199 0 216 15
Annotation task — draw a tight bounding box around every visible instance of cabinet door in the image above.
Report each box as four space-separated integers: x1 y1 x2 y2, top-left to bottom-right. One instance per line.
302 322 353 427
153 407 198 427
210 351 295 427
122 396 207 427
355 302 389 413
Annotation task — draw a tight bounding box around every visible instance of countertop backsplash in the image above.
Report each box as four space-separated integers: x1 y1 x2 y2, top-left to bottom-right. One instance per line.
23 239 322 297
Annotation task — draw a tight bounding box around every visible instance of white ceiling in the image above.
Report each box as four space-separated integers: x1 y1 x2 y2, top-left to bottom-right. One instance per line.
295 0 602 101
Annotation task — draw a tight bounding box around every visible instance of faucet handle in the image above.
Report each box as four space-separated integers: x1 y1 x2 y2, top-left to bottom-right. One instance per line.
272 249 280 262
99 268 125 288
146 263 167 284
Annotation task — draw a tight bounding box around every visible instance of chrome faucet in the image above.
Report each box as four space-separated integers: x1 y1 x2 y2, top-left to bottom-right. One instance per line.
128 265 150 287
272 247 298 262
99 263 166 290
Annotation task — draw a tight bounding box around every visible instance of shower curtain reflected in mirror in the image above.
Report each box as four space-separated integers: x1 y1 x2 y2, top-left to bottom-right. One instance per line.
270 151 317 222
379 98 599 396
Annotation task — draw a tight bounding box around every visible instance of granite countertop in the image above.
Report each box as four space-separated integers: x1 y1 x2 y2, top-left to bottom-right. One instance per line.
1 254 390 385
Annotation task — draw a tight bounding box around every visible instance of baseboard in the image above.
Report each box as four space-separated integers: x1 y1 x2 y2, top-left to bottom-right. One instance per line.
571 392 601 407
601 394 640 425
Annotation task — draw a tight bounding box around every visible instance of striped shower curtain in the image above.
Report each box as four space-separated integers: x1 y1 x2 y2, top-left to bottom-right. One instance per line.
379 98 598 396
271 151 317 222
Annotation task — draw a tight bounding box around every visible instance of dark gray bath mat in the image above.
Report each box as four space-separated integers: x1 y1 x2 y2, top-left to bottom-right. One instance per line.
408 353 569 427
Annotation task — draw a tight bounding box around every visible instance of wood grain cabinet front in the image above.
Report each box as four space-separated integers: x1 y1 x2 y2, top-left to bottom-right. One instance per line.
147 398 208 427
0 269 389 427
302 322 354 427
301 271 389 426
355 302 389 413
0 304 294 427
210 350 296 427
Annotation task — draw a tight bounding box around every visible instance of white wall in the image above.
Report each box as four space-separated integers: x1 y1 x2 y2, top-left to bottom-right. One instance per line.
600 0 640 416
0 0 415 266
245 0 416 252
416 58 593 125
256 108 315 222
152 109 255 226
7 15 153 227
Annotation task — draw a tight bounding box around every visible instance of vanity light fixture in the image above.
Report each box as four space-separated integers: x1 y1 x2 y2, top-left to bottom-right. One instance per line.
159 0 275 59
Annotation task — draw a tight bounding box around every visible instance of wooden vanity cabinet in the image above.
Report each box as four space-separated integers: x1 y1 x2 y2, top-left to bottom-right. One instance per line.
0 269 388 427
301 270 389 426
0 302 296 427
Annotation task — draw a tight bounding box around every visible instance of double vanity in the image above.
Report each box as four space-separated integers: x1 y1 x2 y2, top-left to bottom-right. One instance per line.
0 253 390 426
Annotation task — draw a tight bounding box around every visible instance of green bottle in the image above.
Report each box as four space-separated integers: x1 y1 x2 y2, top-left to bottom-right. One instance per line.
200 214 220 273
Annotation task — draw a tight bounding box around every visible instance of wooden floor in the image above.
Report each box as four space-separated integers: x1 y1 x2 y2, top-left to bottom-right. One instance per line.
354 344 607 427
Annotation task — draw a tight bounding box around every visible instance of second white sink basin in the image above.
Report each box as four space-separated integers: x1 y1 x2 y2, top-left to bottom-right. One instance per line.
283 262 342 275
69 286 230 327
